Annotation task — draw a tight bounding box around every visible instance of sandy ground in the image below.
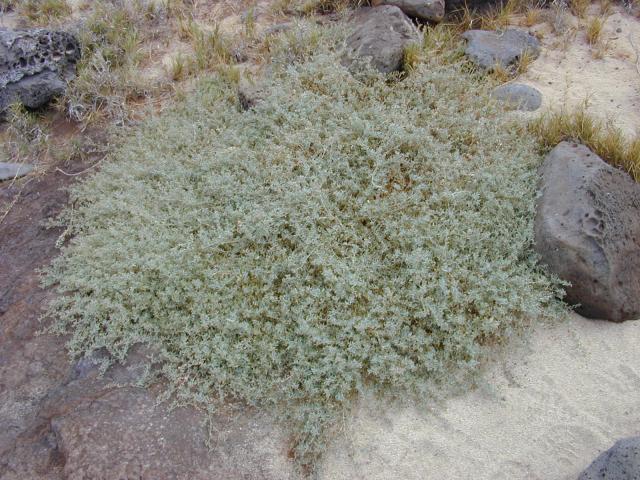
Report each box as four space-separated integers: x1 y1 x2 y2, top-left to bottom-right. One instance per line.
521 5 640 137
320 312 640 479
319 9 640 478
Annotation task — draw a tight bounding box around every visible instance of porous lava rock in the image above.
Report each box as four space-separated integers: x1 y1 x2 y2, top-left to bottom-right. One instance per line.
534 141 640 321
491 83 542 111
343 5 420 74
578 436 640 479
0 28 81 112
462 28 540 70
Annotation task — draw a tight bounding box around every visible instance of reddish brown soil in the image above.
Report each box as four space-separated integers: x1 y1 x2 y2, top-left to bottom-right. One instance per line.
0 165 78 479
0 145 293 479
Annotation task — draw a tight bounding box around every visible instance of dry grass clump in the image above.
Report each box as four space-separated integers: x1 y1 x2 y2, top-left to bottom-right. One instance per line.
300 0 366 14
544 0 572 34
267 0 366 15
16 0 71 24
524 6 546 25
451 0 547 31
488 48 536 82
45 25 564 473
586 15 605 44
61 1 169 127
530 108 640 180
569 0 590 17
2 104 51 165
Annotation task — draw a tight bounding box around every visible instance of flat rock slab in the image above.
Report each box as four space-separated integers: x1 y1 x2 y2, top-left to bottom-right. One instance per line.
578 436 640 479
534 141 640 321
343 5 420 74
0 28 80 112
50 387 295 480
371 0 445 22
491 83 542 111
462 28 540 70
0 165 296 480
0 161 33 180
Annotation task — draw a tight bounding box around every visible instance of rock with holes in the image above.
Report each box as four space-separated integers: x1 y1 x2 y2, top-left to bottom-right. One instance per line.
371 0 445 22
462 28 540 70
343 5 420 74
578 436 640 479
0 28 81 112
534 141 640 321
491 83 542 111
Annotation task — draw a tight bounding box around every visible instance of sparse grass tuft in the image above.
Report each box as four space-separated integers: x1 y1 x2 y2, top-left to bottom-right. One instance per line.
516 48 536 74
403 42 423 71
482 0 521 29
569 0 590 17
60 1 168 127
487 47 535 82
17 0 71 24
422 24 465 64
2 103 50 165
452 0 545 31
599 0 613 14
270 0 296 15
530 108 640 180
491 61 513 82
189 23 234 70
586 15 604 45
243 5 257 40
45 27 564 474
545 0 571 34
167 53 190 81
300 0 364 14
524 6 544 26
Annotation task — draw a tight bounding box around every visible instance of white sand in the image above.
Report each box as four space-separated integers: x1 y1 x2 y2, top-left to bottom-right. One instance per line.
319 12 640 479
320 313 640 479
521 5 640 137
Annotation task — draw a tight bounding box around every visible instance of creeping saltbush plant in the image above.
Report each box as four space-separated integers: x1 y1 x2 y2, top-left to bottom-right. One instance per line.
45 27 563 472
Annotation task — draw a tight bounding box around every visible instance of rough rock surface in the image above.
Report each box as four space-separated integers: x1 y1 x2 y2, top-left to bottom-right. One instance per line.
491 83 542 111
0 162 33 181
0 28 81 112
343 5 420 74
0 163 294 479
534 141 640 321
371 0 445 22
462 28 540 69
578 436 640 479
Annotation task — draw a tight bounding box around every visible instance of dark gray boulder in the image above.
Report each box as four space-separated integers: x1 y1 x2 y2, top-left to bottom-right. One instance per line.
462 28 540 70
0 28 81 112
0 162 33 181
578 437 640 479
534 141 640 322
491 83 542 111
343 5 420 74
371 0 445 22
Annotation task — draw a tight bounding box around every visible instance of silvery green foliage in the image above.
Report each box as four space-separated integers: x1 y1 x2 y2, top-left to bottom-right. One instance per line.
45 32 564 470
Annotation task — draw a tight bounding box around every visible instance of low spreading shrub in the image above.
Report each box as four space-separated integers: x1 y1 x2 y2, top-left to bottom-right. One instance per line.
45 26 564 472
